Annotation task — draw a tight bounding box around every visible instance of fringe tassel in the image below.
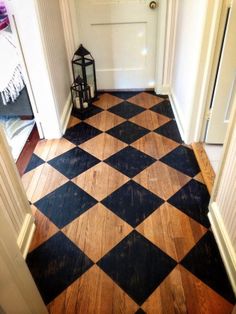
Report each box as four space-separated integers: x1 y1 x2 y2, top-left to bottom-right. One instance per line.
1 64 25 105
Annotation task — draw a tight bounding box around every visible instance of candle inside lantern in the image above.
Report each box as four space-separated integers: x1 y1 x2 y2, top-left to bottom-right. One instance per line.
90 85 94 98
83 102 88 109
75 97 81 109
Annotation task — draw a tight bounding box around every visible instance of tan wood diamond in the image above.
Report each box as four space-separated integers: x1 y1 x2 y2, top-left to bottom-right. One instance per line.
93 93 123 110
131 132 179 159
22 163 68 203
72 162 129 201
85 111 125 131
128 92 164 109
133 161 191 200
34 138 76 161
63 204 132 262
136 203 207 262
67 116 81 128
79 133 127 161
129 110 170 130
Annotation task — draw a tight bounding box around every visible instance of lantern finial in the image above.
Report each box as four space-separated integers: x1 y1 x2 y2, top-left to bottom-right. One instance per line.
74 44 91 57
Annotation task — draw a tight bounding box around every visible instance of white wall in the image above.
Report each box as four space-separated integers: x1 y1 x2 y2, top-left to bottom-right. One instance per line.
169 1 208 142
36 0 72 134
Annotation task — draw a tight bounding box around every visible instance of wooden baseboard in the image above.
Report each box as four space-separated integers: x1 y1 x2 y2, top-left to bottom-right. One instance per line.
192 142 215 194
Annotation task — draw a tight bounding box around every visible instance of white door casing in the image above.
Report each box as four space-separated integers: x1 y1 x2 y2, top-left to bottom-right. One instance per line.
0 127 47 313
75 0 166 90
206 0 236 143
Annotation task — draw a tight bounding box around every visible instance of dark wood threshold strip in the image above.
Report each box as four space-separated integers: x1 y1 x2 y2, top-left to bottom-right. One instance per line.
16 125 40 177
192 142 215 195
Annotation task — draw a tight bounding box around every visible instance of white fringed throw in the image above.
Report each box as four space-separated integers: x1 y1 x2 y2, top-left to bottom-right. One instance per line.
0 31 25 105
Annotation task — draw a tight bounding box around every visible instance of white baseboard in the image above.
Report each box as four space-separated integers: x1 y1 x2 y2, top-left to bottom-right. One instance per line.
17 214 36 259
208 202 236 295
155 85 170 95
168 91 186 143
60 94 72 135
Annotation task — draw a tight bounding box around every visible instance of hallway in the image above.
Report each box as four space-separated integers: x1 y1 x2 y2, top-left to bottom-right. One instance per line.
22 92 235 313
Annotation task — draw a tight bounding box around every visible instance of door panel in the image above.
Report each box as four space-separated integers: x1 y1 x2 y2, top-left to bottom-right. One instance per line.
206 1 236 143
76 0 159 89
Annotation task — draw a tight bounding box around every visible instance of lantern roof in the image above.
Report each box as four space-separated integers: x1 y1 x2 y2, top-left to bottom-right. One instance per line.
74 44 91 57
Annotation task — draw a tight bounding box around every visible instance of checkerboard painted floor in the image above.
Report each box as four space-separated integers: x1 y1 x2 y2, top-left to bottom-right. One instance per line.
23 92 235 313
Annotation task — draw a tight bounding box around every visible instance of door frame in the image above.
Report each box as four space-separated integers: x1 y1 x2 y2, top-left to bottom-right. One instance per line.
201 0 233 142
163 0 232 144
60 0 168 94
186 0 232 143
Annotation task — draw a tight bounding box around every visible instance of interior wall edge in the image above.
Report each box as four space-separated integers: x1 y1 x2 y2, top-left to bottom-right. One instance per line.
60 93 73 135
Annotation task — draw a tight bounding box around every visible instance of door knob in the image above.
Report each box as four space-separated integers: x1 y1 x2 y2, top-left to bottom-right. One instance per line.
149 1 158 9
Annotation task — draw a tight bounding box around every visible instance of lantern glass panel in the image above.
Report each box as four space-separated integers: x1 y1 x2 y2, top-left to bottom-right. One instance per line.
73 62 83 82
71 87 82 109
86 64 95 98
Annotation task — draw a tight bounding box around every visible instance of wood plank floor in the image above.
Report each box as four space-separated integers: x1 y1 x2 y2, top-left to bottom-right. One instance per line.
16 126 40 176
23 92 235 313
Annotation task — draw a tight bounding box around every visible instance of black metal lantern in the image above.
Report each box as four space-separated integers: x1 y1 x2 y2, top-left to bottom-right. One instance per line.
71 76 92 110
72 44 98 101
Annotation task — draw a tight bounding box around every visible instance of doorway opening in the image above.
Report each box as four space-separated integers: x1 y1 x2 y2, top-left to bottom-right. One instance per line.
0 1 40 174
195 0 235 179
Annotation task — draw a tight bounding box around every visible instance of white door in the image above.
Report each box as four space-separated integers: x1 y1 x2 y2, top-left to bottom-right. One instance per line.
76 0 160 90
205 0 236 143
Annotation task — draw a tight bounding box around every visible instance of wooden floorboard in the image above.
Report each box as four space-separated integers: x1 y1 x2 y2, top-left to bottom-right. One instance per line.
192 142 215 194
16 126 40 177
24 92 235 312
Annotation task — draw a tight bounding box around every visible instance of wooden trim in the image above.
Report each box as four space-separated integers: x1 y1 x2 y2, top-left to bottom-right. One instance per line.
192 142 215 194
